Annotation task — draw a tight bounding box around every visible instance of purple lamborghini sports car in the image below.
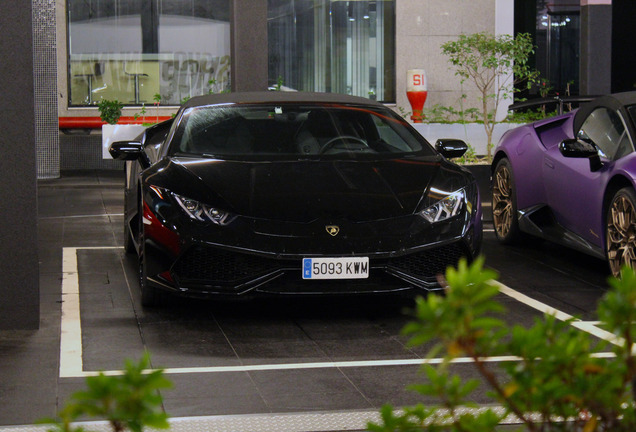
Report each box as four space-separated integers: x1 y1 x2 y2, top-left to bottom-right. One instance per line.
492 91 636 276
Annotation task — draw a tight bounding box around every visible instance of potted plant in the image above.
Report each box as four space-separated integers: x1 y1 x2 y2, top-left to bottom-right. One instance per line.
98 98 146 159
97 99 124 125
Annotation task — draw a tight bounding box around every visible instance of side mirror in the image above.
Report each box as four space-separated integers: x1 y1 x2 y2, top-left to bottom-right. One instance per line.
559 138 602 172
435 138 468 159
109 141 150 168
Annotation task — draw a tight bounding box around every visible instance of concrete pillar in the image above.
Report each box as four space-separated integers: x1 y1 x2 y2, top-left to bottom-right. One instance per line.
0 0 40 329
230 0 268 92
611 0 636 92
580 0 612 95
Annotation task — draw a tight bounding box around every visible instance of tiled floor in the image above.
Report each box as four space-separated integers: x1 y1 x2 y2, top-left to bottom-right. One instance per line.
0 170 437 430
0 167 606 432
0 165 606 432
1 171 125 426
0 168 612 432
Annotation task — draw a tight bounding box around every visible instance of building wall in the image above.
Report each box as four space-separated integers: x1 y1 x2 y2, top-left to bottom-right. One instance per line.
395 0 499 118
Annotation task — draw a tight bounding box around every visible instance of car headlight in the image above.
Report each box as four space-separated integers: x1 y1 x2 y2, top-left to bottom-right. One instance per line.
419 188 466 223
173 193 234 225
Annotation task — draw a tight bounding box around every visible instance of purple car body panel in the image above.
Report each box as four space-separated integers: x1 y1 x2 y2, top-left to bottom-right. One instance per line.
493 92 636 261
496 113 575 213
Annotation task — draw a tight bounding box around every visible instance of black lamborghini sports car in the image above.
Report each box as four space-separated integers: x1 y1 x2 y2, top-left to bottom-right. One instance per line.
110 92 482 305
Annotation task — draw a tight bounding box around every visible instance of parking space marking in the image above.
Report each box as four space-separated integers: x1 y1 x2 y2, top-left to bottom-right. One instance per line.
495 282 575 321
68 357 525 378
495 281 622 346
60 247 123 378
60 247 83 377
60 247 617 378
572 322 621 346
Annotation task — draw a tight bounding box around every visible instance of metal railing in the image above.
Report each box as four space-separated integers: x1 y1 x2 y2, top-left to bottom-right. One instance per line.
508 95 599 115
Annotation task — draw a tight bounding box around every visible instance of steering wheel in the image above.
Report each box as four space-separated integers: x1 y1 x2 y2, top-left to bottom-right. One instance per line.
319 135 368 154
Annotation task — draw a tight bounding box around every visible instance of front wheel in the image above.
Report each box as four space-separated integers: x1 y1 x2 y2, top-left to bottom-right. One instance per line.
606 187 636 277
492 158 521 244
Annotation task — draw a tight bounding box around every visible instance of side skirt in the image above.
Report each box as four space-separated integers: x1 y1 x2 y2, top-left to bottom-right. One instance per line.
517 205 605 260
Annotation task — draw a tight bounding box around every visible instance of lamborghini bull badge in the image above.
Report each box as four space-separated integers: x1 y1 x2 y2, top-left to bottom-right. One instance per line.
326 225 340 236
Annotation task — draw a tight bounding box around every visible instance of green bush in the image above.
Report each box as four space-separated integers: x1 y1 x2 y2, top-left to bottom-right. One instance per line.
42 353 172 432
505 108 558 124
369 257 636 431
97 99 124 125
418 104 480 124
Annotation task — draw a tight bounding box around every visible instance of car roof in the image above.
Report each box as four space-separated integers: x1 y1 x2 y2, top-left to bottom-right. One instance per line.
182 91 385 109
574 91 636 134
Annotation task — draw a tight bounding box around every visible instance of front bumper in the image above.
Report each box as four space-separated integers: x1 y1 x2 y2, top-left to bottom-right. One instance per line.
140 184 482 298
145 237 474 297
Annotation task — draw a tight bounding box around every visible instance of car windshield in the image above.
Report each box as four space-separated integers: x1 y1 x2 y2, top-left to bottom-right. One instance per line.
170 103 435 159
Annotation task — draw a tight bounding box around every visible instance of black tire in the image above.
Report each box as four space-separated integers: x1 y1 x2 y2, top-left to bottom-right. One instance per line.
492 158 521 244
605 187 636 277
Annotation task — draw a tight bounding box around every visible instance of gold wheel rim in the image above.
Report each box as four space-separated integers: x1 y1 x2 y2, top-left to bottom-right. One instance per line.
492 165 514 239
607 194 636 277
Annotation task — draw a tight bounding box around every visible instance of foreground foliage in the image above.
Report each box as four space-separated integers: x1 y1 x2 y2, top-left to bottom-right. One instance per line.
43 353 172 432
369 257 636 431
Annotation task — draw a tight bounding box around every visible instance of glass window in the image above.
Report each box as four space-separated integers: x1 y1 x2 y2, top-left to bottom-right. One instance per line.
516 0 580 96
578 107 633 161
67 0 231 106
267 1 395 103
171 103 430 158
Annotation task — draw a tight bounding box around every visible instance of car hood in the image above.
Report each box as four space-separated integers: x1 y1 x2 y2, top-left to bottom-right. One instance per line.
151 157 450 222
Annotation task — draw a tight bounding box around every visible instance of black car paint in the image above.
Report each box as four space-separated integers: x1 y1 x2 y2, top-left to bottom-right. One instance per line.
111 92 482 302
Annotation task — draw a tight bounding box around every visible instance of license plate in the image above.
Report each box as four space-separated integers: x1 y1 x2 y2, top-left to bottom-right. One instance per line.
302 257 369 280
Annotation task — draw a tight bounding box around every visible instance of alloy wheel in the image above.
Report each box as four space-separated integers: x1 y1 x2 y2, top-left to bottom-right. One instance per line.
606 191 636 277
493 163 514 239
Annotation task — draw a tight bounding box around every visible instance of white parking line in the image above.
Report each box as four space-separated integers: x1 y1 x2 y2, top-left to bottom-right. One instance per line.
60 248 83 377
495 282 575 321
60 247 617 378
60 247 123 378
59 246 521 377
495 281 623 347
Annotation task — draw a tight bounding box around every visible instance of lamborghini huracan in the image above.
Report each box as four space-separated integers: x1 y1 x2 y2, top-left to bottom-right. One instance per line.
492 91 636 276
110 92 482 305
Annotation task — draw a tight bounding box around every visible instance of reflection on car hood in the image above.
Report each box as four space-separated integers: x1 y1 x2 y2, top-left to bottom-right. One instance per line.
164 157 446 222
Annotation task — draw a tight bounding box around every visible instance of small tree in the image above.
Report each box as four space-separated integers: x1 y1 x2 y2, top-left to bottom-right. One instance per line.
441 32 538 161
